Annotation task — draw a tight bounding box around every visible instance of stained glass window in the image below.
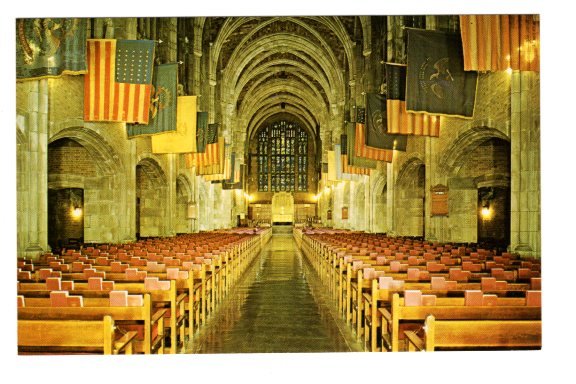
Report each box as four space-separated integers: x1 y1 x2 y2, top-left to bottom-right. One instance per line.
256 121 308 192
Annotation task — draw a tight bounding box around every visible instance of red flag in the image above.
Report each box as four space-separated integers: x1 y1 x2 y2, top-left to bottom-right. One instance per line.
460 15 539 72
84 39 155 124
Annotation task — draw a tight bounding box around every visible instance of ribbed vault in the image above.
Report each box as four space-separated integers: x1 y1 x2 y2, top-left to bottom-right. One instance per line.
207 16 359 155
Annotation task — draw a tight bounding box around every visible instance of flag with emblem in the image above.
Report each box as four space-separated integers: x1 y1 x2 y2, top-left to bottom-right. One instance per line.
16 18 87 80
151 96 197 153
84 39 155 124
126 63 177 137
460 15 539 72
386 63 441 137
366 93 408 150
406 29 478 118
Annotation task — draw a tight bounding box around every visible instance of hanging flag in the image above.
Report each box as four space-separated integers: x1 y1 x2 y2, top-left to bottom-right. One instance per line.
386 63 441 137
366 93 408 150
200 138 226 179
355 123 394 162
340 134 369 178
207 123 219 144
222 156 242 189
346 123 376 170
187 136 224 173
327 150 336 181
126 63 178 137
151 96 197 153
196 112 209 152
460 15 539 72
223 164 245 190
406 29 478 118
84 39 155 124
327 145 343 182
16 18 87 80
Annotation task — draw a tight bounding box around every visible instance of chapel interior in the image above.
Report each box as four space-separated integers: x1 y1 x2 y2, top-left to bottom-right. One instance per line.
14 14 543 358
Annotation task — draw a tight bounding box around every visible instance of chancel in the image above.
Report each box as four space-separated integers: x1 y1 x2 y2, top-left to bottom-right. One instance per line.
15 14 541 355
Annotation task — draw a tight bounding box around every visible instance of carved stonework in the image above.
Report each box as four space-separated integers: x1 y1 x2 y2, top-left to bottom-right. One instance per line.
271 192 294 223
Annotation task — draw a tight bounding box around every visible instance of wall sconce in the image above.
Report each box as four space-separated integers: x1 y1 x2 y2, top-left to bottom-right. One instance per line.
481 202 491 219
71 206 82 218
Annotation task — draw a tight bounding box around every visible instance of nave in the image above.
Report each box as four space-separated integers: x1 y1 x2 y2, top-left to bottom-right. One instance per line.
187 233 362 353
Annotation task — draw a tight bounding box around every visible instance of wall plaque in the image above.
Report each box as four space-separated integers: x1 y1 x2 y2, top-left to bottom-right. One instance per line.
431 184 449 216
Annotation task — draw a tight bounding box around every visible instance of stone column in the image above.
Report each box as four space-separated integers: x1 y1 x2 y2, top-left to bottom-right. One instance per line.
166 153 177 236
22 79 49 257
510 71 540 257
192 20 203 96
386 161 395 235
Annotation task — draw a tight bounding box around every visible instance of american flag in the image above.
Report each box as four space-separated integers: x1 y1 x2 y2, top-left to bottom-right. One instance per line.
460 15 539 72
84 39 155 124
186 137 224 174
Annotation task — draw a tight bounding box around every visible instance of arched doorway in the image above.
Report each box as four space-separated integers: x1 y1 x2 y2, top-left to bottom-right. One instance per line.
47 188 84 251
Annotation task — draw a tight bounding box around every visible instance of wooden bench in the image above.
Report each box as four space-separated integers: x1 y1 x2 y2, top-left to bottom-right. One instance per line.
19 293 166 354
362 278 534 352
18 279 186 354
380 292 541 352
404 314 542 351
18 315 137 355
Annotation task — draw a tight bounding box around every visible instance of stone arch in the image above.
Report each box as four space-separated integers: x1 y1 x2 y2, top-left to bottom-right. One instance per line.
175 174 193 234
47 125 127 244
198 179 210 231
49 125 123 177
439 126 510 179
440 126 511 244
136 156 168 237
395 157 426 237
371 173 387 233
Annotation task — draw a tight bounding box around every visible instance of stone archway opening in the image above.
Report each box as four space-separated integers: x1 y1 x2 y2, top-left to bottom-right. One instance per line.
136 158 168 238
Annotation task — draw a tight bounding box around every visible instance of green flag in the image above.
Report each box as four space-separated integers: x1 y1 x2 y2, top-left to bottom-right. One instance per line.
127 63 178 137
406 29 478 117
16 18 87 80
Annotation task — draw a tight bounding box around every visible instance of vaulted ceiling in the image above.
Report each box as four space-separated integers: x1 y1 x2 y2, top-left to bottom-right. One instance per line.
201 16 366 148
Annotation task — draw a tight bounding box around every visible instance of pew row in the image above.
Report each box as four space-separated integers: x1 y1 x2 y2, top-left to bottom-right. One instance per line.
18 315 137 355
404 314 542 351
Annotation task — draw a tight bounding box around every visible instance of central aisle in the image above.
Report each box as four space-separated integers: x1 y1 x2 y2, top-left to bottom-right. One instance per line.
186 233 362 353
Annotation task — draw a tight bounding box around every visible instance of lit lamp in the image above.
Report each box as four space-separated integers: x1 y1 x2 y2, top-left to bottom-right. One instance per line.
481 202 491 219
71 206 82 218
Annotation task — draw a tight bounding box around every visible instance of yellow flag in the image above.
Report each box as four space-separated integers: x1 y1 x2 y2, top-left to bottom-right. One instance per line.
151 96 197 153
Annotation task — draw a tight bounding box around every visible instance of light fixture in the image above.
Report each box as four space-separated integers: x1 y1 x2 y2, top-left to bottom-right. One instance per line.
481 203 491 219
71 206 82 218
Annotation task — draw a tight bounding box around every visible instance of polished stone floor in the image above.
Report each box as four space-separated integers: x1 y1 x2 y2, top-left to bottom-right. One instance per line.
185 233 362 353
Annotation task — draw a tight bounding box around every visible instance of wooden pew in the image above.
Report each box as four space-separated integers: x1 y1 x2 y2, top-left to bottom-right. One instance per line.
18 279 186 354
404 314 542 351
18 293 166 354
362 278 533 352
380 292 541 352
18 315 137 355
